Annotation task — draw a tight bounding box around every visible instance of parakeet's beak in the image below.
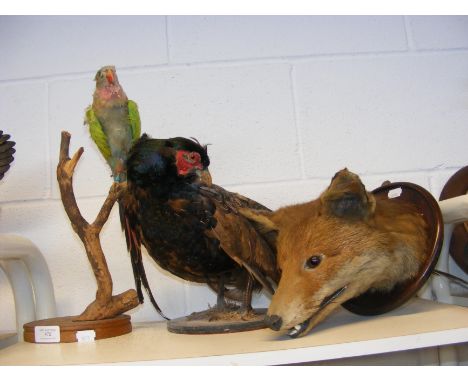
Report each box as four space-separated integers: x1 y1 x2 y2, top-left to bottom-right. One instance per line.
106 70 115 84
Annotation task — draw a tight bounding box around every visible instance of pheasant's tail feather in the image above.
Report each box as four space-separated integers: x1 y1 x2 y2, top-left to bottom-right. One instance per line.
119 201 143 301
119 201 169 320
138 265 170 320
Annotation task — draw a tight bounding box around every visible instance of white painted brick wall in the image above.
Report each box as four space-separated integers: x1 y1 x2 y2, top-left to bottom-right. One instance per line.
0 16 168 80
408 16 468 50
0 82 49 201
1 16 467 333
295 52 468 177
168 16 408 62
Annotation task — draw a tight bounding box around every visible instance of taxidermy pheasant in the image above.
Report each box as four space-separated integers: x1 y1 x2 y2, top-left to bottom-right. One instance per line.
0 130 15 181
85 65 141 182
120 134 279 318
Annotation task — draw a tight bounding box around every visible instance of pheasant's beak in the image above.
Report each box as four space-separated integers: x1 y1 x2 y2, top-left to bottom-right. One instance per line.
106 71 114 84
199 169 212 186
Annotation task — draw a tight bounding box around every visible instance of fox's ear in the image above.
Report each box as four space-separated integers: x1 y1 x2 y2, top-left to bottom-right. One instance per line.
320 168 376 220
239 208 278 247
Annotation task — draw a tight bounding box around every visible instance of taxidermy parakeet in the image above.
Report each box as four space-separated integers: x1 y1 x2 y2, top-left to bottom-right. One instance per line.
0 130 16 181
120 134 279 318
85 65 141 182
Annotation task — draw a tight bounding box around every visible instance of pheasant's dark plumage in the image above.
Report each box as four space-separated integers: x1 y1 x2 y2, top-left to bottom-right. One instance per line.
121 134 279 317
0 131 16 181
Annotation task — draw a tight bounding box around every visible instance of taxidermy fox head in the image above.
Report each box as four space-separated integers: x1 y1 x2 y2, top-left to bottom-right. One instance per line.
241 169 428 338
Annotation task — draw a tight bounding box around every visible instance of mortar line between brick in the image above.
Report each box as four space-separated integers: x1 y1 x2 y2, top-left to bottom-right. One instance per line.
426 167 464 195
2 48 468 85
0 194 109 207
44 81 52 199
150 48 468 66
221 167 465 189
165 16 171 64
428 172 437 196
289 64 306 179
1 167 462 207
403 16 416 51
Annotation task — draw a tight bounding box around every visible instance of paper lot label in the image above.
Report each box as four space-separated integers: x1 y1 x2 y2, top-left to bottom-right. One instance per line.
34 326 60 343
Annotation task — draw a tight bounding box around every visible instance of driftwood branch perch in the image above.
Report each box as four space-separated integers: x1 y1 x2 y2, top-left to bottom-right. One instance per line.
57 131 139 321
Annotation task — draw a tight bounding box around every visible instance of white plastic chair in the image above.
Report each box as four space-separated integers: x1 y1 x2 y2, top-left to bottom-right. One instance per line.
0 234 56 348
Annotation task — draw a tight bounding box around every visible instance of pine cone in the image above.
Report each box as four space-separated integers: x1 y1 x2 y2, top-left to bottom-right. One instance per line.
0 130 16 180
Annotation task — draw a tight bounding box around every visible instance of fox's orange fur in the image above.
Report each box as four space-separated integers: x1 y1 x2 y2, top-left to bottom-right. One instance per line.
241 169 428 337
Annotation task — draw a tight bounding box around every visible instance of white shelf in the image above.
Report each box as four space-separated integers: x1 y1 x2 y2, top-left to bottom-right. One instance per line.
0 298 467 365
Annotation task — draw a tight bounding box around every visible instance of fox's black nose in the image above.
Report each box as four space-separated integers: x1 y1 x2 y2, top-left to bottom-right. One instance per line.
265 314 283 331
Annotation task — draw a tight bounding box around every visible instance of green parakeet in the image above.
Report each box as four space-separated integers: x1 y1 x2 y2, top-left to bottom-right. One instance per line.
85 65 141 182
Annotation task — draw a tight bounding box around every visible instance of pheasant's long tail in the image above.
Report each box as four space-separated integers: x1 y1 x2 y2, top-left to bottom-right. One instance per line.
119 200 169 320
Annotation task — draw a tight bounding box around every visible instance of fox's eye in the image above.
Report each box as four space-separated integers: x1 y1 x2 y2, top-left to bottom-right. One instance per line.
305 255 323 269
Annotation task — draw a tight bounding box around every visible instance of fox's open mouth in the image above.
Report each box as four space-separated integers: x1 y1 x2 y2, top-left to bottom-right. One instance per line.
288 285 348 338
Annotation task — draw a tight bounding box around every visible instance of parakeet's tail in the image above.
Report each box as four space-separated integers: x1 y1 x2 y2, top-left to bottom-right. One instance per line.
119 200 169 320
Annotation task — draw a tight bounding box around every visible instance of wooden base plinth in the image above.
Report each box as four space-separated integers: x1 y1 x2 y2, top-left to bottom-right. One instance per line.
23 315 132 343
167 307 268 334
